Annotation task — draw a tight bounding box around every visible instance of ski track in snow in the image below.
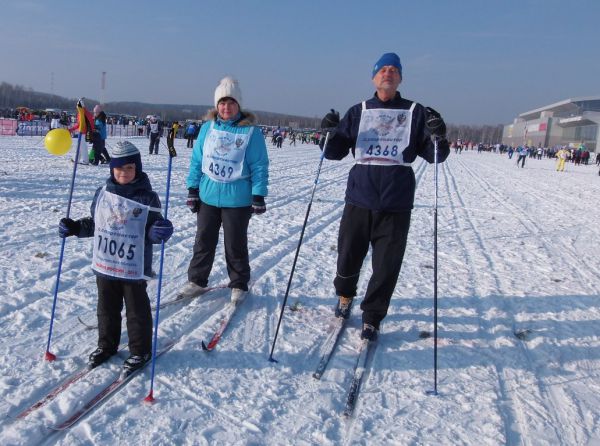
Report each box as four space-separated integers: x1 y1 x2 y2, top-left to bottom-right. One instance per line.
0 136 599 445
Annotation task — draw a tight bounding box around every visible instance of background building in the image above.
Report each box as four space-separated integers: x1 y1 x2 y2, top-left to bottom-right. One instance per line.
502 96 600 152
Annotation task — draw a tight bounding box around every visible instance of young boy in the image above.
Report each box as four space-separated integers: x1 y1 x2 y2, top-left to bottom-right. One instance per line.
59 140 173 375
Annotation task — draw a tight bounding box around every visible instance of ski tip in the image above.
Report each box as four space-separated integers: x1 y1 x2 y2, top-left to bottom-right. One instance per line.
143 393 155 404
514 329 532 340
201 341 209 351
312 372 321 380
44 351 57 362
268 356 278 364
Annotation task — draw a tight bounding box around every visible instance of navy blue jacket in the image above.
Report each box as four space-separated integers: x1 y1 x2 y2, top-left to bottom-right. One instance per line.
325 92 450 212
77 172 163 281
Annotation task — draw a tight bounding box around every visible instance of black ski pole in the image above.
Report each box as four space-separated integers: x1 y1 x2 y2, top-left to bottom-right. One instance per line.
427 136 439 396
268 132 330 362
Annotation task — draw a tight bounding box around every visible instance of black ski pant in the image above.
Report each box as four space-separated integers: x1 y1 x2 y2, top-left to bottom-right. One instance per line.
334 203 411 329
187 137 194 148
187 203 252 291
517 154 526 168
91 137 111 165
149 133 160 154
96 276 152 356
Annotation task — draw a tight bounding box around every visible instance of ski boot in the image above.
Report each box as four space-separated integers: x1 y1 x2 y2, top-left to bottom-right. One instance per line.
88 347 117 369
179 281 208 298
122 353 151 377
360 323 378 342
335 296 353 319
230 288 248 304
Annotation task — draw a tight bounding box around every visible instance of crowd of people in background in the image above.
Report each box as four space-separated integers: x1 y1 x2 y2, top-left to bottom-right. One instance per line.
268 127 322 148
3 106 600 176
449 140 599 174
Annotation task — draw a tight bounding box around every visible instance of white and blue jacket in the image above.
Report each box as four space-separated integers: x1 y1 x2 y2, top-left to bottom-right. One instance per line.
187 110 269 208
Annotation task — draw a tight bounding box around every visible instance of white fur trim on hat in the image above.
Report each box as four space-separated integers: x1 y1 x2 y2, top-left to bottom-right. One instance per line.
214 76 242 108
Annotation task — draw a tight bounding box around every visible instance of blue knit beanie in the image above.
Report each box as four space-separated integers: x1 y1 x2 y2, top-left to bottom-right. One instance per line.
372 52 402 78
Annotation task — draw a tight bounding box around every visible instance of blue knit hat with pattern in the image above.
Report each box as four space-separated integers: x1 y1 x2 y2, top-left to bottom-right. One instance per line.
110 140 142 173
372 52 402 78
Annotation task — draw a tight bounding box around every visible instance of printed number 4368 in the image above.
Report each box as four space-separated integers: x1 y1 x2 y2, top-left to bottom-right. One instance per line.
366 144 398 156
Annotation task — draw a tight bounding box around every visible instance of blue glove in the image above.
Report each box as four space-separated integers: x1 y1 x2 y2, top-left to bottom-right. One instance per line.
148 219 174 243
252 195 266 214
59 218 81 238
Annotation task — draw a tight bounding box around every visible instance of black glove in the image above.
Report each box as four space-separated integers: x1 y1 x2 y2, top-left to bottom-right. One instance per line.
425 107 446 138
58 218 81 238
251 195 266 214
167 129 178 157
320 109 340 130
187 188 200 213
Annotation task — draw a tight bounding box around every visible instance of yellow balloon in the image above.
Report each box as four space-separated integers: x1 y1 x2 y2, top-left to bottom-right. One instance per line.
44 129 72 156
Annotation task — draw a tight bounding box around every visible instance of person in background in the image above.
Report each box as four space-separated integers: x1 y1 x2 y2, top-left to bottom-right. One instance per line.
148 116 162 155
179 76 269 304
172 121 180 138
556 146 570 172
320 52 450 342
91 105 111 164
58 141 173 374
50 113 61 130
516 145 527 168
185 122 198 148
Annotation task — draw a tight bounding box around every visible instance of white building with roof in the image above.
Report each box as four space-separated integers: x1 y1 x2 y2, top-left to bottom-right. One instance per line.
502 96 600 152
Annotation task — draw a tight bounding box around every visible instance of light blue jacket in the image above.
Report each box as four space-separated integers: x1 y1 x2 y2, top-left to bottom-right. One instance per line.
94 118 107 140
187 111 269 208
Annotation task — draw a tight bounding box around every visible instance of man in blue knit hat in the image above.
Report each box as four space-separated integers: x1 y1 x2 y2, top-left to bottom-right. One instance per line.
320 52 450 342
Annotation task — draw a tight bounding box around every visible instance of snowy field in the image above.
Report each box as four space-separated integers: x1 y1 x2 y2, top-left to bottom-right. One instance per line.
0 134 599 445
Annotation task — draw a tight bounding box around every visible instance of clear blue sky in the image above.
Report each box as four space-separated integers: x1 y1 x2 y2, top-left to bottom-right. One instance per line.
2 0 599 125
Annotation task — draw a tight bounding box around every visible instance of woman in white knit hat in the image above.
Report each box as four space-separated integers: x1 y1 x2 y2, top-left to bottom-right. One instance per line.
180 76 269 303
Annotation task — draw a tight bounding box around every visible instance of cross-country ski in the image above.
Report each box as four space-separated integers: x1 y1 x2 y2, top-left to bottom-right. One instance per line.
51 341 176 431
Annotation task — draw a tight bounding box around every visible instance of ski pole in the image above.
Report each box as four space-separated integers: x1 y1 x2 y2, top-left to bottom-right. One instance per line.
269 132 330 362
144 137 177 403
44 131 83 361
427 136 440 396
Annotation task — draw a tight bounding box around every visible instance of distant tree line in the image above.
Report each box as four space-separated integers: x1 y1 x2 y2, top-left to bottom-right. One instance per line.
0 81 503 140
446 124 504 145
0 81 321 128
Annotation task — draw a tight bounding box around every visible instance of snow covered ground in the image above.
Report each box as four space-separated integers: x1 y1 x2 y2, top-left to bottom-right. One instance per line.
0 134 599 445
